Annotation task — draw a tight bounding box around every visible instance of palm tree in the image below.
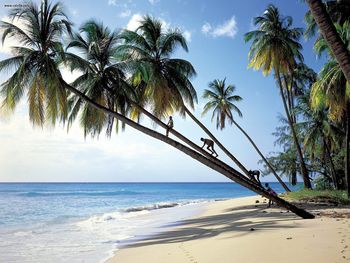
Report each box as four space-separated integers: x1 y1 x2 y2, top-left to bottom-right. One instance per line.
306 0 350 83
63 20 134 137
117 15 197 119
0 0 72 125
202 78 291 191
244 4 312 188
0 0 314 219
118 16 254 181
297 90 340 188
63 19 249 185
311 22 350 195
304 0 350 38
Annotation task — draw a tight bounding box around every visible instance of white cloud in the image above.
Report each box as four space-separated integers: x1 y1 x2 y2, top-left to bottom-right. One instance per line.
126 14 170 32
126 13 143 31
183 30 192 42
108 0 117 6
201 22 212 35
59 66 83 84
125 14 192 43
201 16 238 39
149 0 159 5
119 9 131 18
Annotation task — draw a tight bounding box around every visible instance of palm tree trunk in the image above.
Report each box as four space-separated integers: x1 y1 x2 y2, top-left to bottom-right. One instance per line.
346 102 350 197
183 106 252 178
62 81 314 219
323 136 338 189
227 114 291 192
306 0 350 83
276 72 312 189
291 166 297 185
128 101 254 184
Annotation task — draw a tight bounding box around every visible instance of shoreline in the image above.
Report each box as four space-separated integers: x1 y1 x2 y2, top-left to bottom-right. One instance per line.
106 195 350 263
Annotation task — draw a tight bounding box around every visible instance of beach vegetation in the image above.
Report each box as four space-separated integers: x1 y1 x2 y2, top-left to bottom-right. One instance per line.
2 0 350 216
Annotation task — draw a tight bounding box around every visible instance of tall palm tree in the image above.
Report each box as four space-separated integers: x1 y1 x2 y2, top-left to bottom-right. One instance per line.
0 0 314 219
306 0 350 83
244 4 312 188
117 15 197 119
297 90 340 188
202 78 291 191
63 20 134 137
118 16 254 181
311 21 350 195
0 0 72 125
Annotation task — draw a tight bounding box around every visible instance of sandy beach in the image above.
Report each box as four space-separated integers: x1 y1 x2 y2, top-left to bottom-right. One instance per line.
106 196 350 263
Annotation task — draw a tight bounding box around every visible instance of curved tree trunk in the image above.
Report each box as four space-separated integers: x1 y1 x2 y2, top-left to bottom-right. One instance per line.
227 114 291 192
306 0 350 83
62 81 314 219
276 72 312 189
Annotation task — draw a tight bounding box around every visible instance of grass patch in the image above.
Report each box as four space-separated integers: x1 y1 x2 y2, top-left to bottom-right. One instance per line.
281 189 350 205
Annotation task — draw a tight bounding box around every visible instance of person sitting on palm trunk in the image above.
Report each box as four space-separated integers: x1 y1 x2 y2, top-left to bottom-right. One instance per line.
166 116 174 137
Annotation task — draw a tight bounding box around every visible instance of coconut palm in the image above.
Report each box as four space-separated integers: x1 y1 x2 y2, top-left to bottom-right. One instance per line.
306 0 350 83
0 0 314 219
244 4 312 188
202 78 291 191
118 16 255 182
311 21 350 195
297 90 340 188
63 20 135 137
0 0 72 125
304 0 350 38
117 15 197 119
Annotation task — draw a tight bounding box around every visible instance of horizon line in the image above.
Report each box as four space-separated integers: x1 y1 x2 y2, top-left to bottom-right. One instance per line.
0 181 290 184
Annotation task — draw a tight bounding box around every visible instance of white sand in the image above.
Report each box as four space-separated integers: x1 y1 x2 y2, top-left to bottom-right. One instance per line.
106 196 350 263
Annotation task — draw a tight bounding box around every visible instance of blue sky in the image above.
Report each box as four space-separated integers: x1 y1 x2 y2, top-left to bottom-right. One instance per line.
0 0 325 182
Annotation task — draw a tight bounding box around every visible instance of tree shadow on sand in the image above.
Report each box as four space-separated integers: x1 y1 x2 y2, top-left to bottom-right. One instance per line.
120 202 302 248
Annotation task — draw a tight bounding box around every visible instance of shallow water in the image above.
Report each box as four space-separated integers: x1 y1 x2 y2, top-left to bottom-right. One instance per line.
0 182 300 262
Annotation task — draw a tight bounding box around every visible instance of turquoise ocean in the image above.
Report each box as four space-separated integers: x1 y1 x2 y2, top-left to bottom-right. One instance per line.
0 182 299 262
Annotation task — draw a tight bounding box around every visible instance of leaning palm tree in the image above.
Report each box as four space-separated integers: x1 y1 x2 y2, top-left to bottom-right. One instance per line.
0 0 314 219
63 20 134 137
0 0 72 125
202 78 290 191
304 0 350 38
306 0 350 83
118 16 253 181
117 15 197 119
311 21 350 195
244 4 312 188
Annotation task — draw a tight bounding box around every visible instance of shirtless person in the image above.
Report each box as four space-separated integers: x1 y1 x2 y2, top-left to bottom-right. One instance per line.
248 170 261 185
265 183 277 208
201 138 218 157
166 116 173 137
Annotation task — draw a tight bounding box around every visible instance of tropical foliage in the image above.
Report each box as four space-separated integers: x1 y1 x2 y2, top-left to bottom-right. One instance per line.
0 0 72 125
245 4 312 188
0 0 350 208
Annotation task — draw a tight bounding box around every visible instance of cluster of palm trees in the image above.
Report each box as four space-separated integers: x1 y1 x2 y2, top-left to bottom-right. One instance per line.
244 1 350 196
0 0 349 217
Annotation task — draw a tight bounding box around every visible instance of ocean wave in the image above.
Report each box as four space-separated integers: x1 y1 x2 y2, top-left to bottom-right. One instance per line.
77 200 206 229
19 190 144 197
123 202 179 212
